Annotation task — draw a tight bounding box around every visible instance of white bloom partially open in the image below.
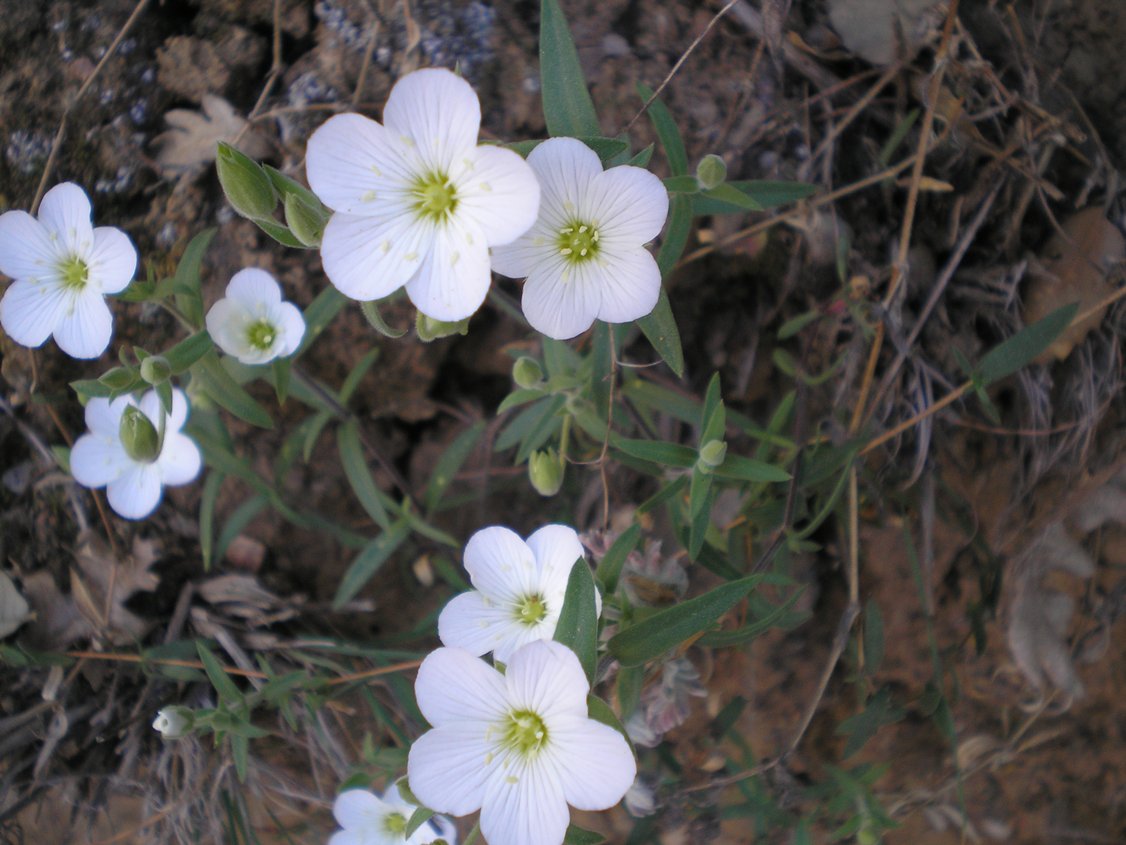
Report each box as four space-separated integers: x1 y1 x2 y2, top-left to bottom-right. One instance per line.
306 68 540 322
0 182 136 358
205 268 305 365
408 642 636 845
491 137 669 340
330 784 457 845
438 525 598 663
152 706 193 739
70 388 202 520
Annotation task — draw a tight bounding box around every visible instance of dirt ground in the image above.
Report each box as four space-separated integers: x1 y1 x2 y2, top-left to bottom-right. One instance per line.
1 1 1124 843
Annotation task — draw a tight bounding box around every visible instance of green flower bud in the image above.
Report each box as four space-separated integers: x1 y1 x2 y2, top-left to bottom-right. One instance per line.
697 439 727 471
695 154 728 190
139 355 172 386
416 312 470 342
152 705 194 739
216 142 277 220
512 356 544 389
284 192 328 247
528 448 565 496
119 405 162 463
98 366 138 392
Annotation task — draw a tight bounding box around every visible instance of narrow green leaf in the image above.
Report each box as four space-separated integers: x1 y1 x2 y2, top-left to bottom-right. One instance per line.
272 357 291 404
405 807 436 839
637 84 687 175
590 321 613 415
712 453 791 483
637 288 685 378
563 824 605 845
360 299 408 338
836 687 904 757
777 311 821 340
553 558 599 684
425 421 485 512
200 471 224 571
540 0 601 137
192 351 274 429
976 302 1078 385
165 331 213 373
337 421 391 530
173 228 216 329
699 182 763 211
628 143 655 167
231 733 249 782
617 662 643 719
333 519 411 608
50 445 71 474
692 179 815 215
196 641 243 704
253 217 308 249
614 438 697 468
608 574 761 666
700 373 724 443
214 496 268 564
497 387 547 414
262 164 323 210
595 524 641 593
663 174 700 193
687 475 715 559
296 287 347 358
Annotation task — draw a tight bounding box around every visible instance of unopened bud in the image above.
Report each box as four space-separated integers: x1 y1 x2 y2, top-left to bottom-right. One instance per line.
697 439 727 471
152 705 194 739
528 448 565 496
695 154 727 190
216 142 277 220
98 366 138 392
120 405 161 463
512 356 544 389
284 192 328 247
139 355 171 386
416 312 470 342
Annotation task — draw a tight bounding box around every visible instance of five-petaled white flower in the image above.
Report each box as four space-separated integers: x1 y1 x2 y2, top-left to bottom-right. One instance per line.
438 525 598 664
306 67 540 322
0 182 136 358
408 642 636 845
205 268 305 365
70 388 202 520
491 137 669 340
329 784 457 845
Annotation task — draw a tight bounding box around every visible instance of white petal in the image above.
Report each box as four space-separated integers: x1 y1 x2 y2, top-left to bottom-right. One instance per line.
455 145 540 246
405 220 491 322
490 618 561 665
525 525 585 599
547 716 636 811
526 138 603 231
139 387 190 431
53 291 112 359
489 224 555 279
583 166 669 245
88 227 137 294
383 68 481 173
38 183 94 254
158 432 202 487
438 590 513 656
106 462 163 520
0 278 67 348
274 302 306 356
226 268 282 308
503 640 589 719
327 832 364 845
205 298 253 360
463 526 538 602
520 257 600 340
306 113 415 214
319 212 432 302
85 395 131 438
592 249 662 325
413 647 508 726
70 433 130 488
0 210 59 281
407 724 493 817
479 757 570 845
333 788 387 830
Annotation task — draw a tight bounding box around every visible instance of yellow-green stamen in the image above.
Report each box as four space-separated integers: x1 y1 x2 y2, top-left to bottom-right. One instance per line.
411 171 459 223
59 256 89 291
557 221 600 263
514 593 547 626
383 812 408 835
501 709 549 758
246 319 277 351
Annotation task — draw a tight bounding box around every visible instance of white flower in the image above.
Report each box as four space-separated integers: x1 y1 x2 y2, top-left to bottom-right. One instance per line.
437 525 599 664
152 706 192 739
0 182 136 358
491 137 669 340
205 268 305 365
70 388 202 519
329 785 457 845
407 642 636 845
305 67 540 322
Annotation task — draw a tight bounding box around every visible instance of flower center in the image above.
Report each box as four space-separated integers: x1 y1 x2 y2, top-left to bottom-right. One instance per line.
383 812 408 835
514 593 548 626
501 709 549 758
557 221 600 263
245 319 277 351
411 171 459 223
58 255 89 291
